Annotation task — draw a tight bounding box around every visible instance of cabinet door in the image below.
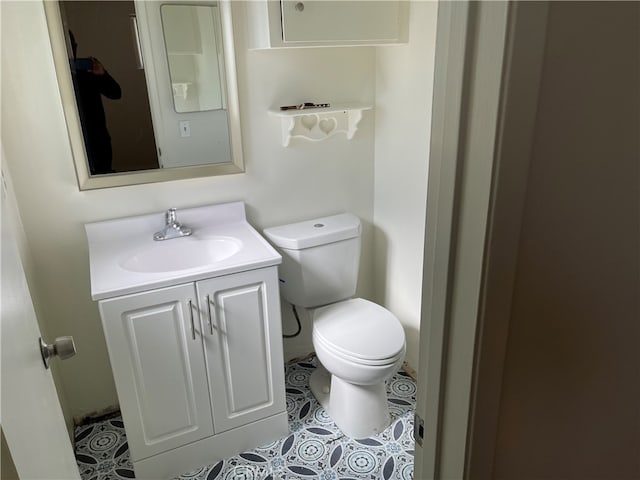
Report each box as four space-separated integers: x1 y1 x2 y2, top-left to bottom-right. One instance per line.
197 267 286 433
99 284 213 461
280 1 406 44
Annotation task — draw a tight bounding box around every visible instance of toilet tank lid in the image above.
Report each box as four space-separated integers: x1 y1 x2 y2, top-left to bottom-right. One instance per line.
263 213 361 250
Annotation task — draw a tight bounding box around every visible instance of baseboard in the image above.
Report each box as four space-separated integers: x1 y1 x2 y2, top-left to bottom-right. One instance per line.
73 405 121 428
402 361 418 381
286 351 315 364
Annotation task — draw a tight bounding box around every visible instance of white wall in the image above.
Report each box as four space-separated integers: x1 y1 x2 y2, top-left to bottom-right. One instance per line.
1 1 376 420
2 0 438 422
373 1 438 369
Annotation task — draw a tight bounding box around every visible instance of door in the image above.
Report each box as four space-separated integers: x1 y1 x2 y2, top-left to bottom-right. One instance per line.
99 283 213 461
197 267 286 433
0 168 80 479
470 3 640 478
133 0 232 169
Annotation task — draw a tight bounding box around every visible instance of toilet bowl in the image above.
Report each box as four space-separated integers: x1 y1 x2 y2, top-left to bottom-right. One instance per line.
263 213 406 438
308 298 405 438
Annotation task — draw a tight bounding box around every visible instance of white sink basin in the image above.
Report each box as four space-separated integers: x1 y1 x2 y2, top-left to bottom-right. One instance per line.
119 236 242 273
85 202 281 300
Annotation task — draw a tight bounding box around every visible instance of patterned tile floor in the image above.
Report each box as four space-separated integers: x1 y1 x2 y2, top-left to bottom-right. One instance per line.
75 356 416 480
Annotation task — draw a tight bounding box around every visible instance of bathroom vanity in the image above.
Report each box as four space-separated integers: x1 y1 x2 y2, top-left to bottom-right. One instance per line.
86 202 287 479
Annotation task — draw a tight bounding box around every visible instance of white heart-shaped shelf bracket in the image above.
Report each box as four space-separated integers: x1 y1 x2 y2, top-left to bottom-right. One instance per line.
269 103 373 147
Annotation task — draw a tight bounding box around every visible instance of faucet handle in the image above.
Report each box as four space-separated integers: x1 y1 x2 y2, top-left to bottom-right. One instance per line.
166 208 177 225
154 207 191 240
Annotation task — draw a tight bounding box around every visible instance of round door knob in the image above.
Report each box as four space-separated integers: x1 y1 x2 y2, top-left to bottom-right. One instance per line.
39 336 76 369
295 2 305 12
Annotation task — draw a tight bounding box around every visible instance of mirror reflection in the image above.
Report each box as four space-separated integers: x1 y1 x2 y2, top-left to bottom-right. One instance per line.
55 0 241 182
161 5 226 113
61 0 159 174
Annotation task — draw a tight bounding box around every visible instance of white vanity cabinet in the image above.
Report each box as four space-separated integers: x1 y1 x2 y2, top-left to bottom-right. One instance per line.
246 0 409 49
98 266 287 477
87 202 289 478
196 269 284 433
99 283 213 461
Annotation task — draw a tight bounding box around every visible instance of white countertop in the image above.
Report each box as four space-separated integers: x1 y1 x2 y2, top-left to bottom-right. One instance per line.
85 202 281 300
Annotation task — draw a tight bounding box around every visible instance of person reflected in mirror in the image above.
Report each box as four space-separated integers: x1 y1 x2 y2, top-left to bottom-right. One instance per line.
69 30 121 175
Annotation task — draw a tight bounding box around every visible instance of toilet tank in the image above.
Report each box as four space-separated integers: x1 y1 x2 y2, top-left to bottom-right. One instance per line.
263 213 361 308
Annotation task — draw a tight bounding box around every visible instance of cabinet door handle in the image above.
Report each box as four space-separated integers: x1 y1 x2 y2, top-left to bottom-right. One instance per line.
206 295 215 335
188 299 196 340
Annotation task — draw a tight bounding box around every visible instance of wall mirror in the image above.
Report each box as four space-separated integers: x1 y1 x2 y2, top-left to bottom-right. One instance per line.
44 1 244 190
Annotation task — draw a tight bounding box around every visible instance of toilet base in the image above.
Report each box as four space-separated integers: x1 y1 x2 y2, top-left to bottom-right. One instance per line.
309 364 391 439
309 363 332 408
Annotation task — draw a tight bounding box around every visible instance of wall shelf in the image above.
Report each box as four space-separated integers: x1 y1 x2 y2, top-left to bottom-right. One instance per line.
268 103 373 147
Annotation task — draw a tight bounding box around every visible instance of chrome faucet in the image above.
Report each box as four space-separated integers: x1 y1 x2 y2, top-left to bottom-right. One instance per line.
153 208 192 241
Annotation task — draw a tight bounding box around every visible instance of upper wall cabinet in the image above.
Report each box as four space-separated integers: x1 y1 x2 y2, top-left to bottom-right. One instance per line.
246 0 409 49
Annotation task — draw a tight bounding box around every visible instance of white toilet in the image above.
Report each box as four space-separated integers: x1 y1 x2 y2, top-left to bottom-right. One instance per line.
264 213 406 439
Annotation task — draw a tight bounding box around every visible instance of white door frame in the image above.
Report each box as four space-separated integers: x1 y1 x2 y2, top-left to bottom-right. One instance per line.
413 1 472 477
465 3 549 477
415 1 552 477
414 1 511 478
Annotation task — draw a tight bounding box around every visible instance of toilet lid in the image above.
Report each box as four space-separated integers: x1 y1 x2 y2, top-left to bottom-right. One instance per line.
313 298 405 362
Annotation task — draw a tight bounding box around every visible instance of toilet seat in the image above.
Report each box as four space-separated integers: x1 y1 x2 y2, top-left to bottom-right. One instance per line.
313 298 405 364
314 332 405 367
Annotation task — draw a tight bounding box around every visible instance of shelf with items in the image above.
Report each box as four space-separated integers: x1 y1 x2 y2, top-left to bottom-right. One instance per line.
268 102 373 147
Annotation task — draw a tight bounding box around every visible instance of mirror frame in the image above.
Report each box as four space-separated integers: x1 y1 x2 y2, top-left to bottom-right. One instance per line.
44 1 244 190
